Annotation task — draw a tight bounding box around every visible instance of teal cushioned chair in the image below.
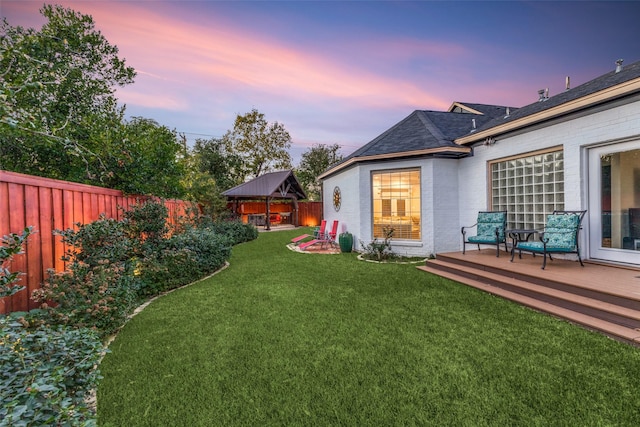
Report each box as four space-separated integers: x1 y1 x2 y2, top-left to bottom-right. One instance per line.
511 210 586 269
461 211 508 257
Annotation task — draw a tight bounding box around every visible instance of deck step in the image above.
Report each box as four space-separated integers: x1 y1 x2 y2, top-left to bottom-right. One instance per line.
421 259 640 327
417 263 640 346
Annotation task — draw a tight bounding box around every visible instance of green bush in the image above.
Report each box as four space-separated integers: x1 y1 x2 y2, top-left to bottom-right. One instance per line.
208 220 258 244
122 199 169 254
31 218 139 338
0 317 105 426
58 216 132 266
359 226 395 261
1 227 32 298
137 227 232 294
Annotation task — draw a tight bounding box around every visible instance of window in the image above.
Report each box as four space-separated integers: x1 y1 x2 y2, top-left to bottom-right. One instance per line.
490 149 564 230
372 169 421 240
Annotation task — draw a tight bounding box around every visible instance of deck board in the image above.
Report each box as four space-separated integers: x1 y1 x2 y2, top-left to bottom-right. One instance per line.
436 250 640 302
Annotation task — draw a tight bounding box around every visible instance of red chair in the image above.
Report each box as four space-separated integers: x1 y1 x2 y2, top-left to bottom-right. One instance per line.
291 220 326 245
300 220 339 250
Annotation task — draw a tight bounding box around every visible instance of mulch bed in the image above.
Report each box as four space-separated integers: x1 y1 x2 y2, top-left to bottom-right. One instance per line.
286 243 341 254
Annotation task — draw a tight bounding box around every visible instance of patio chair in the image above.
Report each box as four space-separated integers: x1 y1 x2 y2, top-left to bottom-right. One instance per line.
291 220 326 245
299 220 339 251
511 210 586 269
461 211 508 257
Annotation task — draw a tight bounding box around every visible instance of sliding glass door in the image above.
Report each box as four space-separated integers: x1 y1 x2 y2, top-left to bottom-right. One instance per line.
588 141 640 264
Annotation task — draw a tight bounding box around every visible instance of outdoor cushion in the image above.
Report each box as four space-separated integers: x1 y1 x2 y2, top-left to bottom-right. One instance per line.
462 210 507 257
542 214 580 249
468 235 500 244
511 210 586 269
472 212 506 241
517 241 575 253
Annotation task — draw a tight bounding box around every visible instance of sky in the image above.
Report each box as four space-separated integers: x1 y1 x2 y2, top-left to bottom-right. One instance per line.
3 1 640 164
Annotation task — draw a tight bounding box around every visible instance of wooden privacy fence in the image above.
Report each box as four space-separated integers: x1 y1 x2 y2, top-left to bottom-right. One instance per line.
297 201 323 227
0 170 198 314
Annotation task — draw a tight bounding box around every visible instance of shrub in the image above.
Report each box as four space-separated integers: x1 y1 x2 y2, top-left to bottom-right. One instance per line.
31 218 139 338
57 216 131 266
359 226 395 261
1 227 32 299
0 316 105 426
122 199 169 254
137 227 232 294
207 219 258 244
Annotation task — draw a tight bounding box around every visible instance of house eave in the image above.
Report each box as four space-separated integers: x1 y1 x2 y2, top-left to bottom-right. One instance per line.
447 102 484 115
455 76 640 145
318 146 471 180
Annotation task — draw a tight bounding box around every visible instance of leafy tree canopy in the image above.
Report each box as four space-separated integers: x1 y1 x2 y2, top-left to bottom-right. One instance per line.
296 143 343 201
1 4 135 168
192 137 243 191
222 109 292 181
101 117 187 198
180 137 243 217
0 5 188 198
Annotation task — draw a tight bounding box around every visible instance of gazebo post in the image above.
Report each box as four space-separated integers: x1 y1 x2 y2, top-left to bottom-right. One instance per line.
265 197 271 230
292 197 299 227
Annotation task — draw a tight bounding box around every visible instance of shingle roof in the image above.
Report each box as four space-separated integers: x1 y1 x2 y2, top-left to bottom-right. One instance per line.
344 107 501 160
222 170 306 199
468 60 640 137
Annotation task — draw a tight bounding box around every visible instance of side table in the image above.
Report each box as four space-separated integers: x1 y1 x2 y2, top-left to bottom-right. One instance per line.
507 229 538 261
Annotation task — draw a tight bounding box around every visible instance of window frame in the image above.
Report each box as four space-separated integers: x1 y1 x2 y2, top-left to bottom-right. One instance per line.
371 168 421 241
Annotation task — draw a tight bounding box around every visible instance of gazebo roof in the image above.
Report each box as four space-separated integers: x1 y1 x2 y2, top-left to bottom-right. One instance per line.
222 170 307 200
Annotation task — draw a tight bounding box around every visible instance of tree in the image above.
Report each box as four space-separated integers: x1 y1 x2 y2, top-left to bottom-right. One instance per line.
192 137 243 191
296 143 343 201
222 109 292 181
181 137 240 217
0 4 136 182
100 117 187 198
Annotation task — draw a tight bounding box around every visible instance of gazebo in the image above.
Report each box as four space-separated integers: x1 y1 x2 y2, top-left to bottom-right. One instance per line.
222 170 307 230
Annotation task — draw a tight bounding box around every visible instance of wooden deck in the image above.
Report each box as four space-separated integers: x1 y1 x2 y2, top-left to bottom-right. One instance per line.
417 249 640 346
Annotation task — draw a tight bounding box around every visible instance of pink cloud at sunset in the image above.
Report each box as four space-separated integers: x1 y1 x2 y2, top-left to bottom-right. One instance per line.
93 3 453 110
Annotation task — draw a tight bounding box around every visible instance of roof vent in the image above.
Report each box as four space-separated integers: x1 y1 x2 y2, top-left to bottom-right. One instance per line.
504 107 510 119
565 76 570 91
471 118 476 130
538 88 549 102
616 59 624 73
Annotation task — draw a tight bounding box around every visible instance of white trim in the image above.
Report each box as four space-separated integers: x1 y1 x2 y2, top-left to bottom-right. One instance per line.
587 139 640 264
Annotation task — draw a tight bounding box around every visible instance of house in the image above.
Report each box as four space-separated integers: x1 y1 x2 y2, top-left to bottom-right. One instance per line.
319 60 640 268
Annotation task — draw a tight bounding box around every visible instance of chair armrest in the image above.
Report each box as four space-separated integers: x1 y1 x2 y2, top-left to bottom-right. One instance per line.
461 223 478 234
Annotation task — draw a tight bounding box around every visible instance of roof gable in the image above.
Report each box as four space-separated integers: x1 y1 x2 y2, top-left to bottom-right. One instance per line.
222 170 306 199
448 102 518 118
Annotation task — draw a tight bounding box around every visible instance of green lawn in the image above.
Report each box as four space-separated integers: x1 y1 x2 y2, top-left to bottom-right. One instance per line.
97 229 640 426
